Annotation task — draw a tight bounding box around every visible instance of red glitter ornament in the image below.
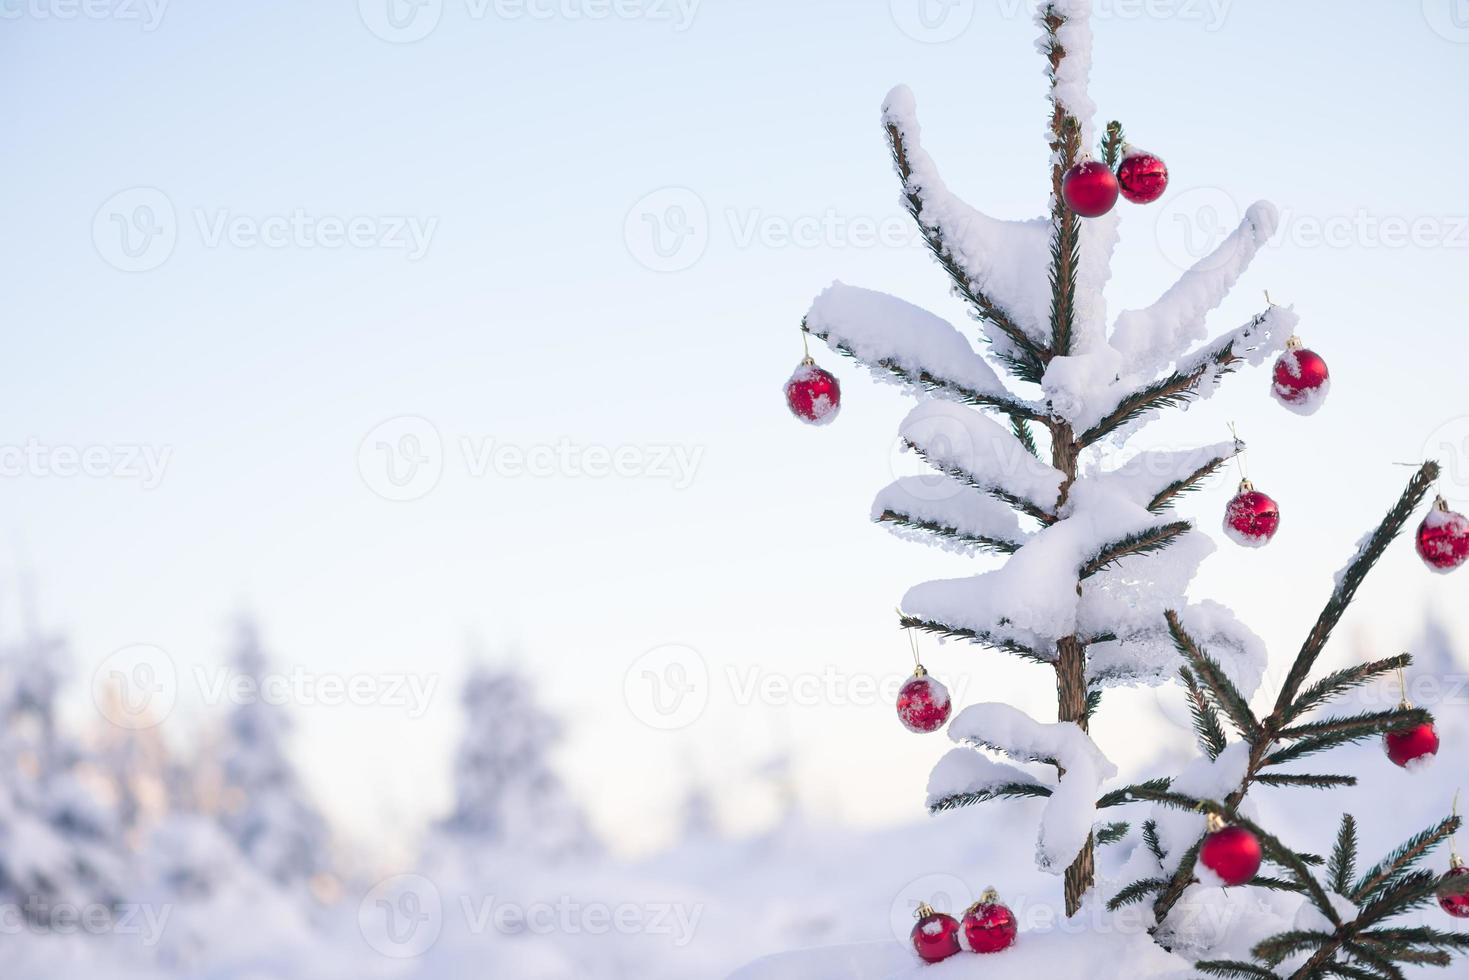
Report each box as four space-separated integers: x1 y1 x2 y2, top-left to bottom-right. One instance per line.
896 667 951 734
1062 158 1119 218
1116 148 1169 204
910 903 963 963
1384 669 1440 769
1416 497 1469 574
1271 337 1331 414
785 358 841 425
1223 480 1280 548
961 889 1017 954
1199 818 1263 887
1384 721 1439 769
1440 862 1469 918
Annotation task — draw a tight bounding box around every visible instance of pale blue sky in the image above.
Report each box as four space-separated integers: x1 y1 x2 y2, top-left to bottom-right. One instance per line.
2 1 1467 860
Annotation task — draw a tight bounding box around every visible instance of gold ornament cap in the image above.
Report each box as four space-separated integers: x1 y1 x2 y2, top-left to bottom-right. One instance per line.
915 902 937 919
1285 335 1304 351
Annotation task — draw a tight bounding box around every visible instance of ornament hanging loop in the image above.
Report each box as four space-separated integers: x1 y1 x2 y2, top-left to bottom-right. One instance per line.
1228 422 1250 485
800 329 814 366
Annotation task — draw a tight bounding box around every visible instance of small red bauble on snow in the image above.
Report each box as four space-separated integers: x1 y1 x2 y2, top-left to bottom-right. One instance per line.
1416 497 1469 574
1062 158 1119 218
1199 816 1263 887
1271 337 1331 415
896 666 951 734
961 889 1017 954
910 903 963 963
784 357 841 425
1439 859 1469 918
1223 480 1280 548
1116 147 1169 204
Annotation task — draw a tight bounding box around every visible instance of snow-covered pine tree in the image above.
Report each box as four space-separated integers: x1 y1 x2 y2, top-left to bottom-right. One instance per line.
0 628 125 922
438 663 599 861
798 1 1467 973
215 620 332 891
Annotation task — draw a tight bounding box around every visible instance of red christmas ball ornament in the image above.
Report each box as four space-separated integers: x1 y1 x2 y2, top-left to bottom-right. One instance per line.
1439 860 1469 918
1199 817 1263 887
1416 497 1469 574
961 889 1017 954
1271 337 1331 415
1223 480 1280 548
1062 158 1119 218
896 666 951 734
1116 147 1169 204
910 903 963 963
784 357 841 425
1384 720 1440 769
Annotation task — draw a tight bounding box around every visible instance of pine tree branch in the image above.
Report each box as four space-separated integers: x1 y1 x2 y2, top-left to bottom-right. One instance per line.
1147 448 1239 514
805 323 1045 420
901 439 1059 525
1097 820 1130 845
1272 462 1439 717
1096 777 1173 809
1275 708 1432 743
874 509 1025 555
1078 313 1270 447
1255 931 1336 967
1351 816 1460 905
1011 415 1040 458
1166 610 1261 740
928 782 1053 813
1106 876 1167 911
1101 120 1125 167
897 615 1053 665
1040 12 1081 360
1079 521 1192 579
1284 654 1413 726
1180 665 1229 760
1329 815 1359 895
885 123 1049 383
1196 961 1283 979
1256 773 1357 790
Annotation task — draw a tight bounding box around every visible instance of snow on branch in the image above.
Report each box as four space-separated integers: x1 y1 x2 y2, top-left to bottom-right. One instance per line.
899 400 1066 520
1078 304 1297 446
1037 0 1100 147
882 86 1054 378
1087 441 1241 514
1086 600 1267 695
803 282 1040 418
1109 202 1281 378
903 476 1199 649
926 748 1050 812
943 702 1117 875
872 476 1030 556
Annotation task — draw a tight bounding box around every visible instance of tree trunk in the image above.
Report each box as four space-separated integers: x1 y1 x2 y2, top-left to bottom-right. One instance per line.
1051 423 1094 916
